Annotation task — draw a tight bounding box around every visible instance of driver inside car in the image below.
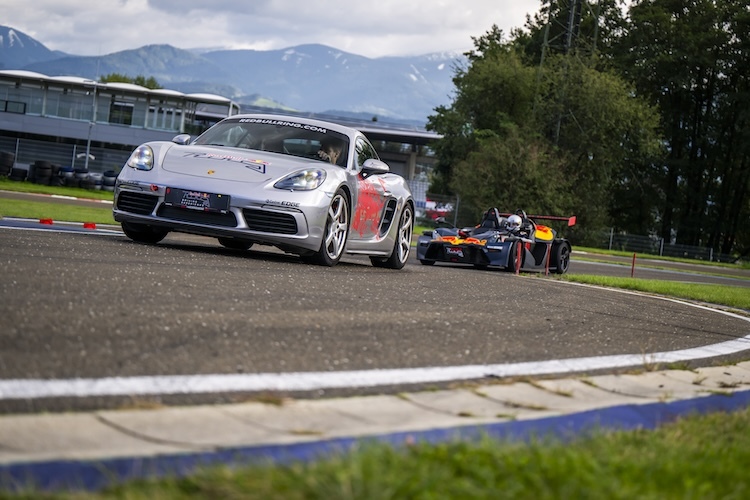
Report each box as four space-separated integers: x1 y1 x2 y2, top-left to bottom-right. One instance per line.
317 139 344 165
506 212 534 238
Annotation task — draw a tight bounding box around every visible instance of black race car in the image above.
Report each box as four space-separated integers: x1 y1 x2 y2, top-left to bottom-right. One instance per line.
416 208 576 274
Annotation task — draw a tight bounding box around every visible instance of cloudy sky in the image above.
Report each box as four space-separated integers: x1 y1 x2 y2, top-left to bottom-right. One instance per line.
4 0 543 58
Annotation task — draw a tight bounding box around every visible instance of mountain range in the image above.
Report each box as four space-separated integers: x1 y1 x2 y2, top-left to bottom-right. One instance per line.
0 26 465 124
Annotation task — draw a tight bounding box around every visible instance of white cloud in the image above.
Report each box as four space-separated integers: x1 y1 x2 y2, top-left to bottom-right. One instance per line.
2 0 543 58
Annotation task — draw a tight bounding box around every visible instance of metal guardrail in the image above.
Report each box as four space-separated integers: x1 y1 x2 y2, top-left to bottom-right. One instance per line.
598 228 735 263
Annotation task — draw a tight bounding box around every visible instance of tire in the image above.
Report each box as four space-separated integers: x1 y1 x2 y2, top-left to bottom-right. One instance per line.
218 237 253 251
552 241 571 274
303 189 349 266
121 221 169 244
8 167 26 182
102 171 118 187
370 203 413 269
505 241 523 273
0 152 14 168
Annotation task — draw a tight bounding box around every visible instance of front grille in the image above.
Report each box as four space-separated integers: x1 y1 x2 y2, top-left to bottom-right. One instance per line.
242 208 298 234
425 244 489 264
156 205 238 227
116 192 159 215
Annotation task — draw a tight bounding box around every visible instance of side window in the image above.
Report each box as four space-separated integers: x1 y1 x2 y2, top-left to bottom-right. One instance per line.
355 137 379 170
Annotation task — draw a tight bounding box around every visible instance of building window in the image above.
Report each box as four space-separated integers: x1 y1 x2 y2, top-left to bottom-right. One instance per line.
110 100 134 125
1 99 26 114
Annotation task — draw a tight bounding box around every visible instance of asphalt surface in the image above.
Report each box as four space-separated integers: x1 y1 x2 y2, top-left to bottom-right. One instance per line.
0 223 748 411
0 212 749 491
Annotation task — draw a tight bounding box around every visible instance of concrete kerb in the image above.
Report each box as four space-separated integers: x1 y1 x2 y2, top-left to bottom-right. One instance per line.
2 365 750 493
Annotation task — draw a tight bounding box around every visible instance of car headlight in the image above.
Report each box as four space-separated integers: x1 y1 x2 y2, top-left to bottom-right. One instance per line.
274 169 327 191
126 145 154 171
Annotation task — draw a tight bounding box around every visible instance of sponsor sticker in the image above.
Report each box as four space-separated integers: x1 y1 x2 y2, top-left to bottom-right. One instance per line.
265 199 301 208
446 247 464 258
237 118 328 134
182 152 268 173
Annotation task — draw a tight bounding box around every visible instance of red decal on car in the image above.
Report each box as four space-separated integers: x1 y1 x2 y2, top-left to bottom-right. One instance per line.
352 177 386 235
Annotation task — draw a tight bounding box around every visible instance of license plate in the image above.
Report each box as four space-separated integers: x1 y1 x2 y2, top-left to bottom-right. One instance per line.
165 188 230 212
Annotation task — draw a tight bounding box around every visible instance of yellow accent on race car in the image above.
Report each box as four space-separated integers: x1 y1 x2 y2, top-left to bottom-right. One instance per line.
436 235 488 246
534 225 554 241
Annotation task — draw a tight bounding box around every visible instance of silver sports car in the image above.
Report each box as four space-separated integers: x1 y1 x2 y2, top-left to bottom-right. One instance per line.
113 114 415 268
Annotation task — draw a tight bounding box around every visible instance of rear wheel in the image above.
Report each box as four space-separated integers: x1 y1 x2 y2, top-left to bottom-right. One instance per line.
218 237 253 251
303 189 349 266
552 241 571 274
370 203 413 269
121 221 169 244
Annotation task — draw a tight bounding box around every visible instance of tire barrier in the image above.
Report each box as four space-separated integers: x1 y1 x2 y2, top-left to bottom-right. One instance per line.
102 170 117 192
4 158 119 191
32 160 53 185
8 167 26 182
0 151 14 177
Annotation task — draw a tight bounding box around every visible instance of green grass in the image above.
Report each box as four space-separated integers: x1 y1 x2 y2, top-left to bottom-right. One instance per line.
560 274 750 311
0 177 116 224
0 199 116 225
12 406 750 498
0 177 114 201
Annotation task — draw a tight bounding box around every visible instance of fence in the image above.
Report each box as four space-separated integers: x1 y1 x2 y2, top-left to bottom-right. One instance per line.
598 228 735 263
0 136 131 175
408 180 460 227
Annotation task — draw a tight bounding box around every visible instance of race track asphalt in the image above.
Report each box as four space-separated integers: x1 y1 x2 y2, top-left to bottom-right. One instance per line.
0 208 749 492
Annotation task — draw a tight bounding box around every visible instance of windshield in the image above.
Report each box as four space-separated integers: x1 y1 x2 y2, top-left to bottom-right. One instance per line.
193 117 350 167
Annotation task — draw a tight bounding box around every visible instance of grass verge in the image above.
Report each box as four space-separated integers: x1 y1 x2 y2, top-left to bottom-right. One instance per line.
0 177 114 202
12 406 750 498
560 274 750 311
0 199 116 225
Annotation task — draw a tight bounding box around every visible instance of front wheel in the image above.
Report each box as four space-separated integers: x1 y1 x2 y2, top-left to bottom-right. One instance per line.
504 241 523 273
370 203 413 269
121 221 169 244
304 189 350 266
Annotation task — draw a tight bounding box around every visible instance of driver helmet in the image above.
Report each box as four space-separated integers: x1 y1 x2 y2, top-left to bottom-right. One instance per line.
506 214 522 232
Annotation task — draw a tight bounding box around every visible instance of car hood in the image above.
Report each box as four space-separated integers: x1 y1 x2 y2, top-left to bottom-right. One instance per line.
160 144 318 184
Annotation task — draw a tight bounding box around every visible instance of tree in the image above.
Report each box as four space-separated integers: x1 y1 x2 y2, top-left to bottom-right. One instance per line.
517 0 628 65
612 0 750 256
427 22 661 243
99 73 162 89
534 54 662 236
451 124 571 219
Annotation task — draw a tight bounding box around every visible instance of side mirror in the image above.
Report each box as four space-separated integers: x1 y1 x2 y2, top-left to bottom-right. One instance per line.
361 158 390 176
172 134 191 145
